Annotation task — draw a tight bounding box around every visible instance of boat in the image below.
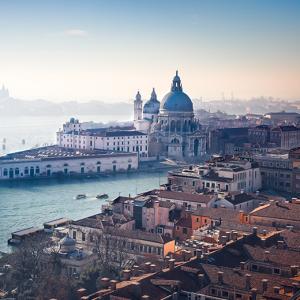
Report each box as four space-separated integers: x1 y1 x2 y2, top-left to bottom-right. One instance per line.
96 193 109 199
76 194 87 200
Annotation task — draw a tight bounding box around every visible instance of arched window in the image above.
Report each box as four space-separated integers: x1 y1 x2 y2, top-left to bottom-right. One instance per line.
96 161 101 165
63 163 69 167
170 120 176 132
35 166 40 174
3 168 8 176
176 120 181 132
30 166 35 176
24 167 29 175
15 168 20 175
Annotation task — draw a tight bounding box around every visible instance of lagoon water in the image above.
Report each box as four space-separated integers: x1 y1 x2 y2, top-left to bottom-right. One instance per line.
0 171 167 252
0 114 165 252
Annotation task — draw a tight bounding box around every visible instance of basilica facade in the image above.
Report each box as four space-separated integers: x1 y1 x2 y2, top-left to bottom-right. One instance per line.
134 71 206 160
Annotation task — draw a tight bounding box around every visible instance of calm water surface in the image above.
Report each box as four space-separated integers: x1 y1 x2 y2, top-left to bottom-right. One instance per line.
0 171 167 252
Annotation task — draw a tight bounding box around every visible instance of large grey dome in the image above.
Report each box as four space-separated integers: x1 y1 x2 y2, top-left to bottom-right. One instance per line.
160 71 193 113
143 88 160 114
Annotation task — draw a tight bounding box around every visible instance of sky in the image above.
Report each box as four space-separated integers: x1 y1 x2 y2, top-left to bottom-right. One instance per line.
0 0 299 102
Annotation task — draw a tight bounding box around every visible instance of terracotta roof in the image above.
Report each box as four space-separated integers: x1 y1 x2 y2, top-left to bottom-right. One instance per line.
250 202 300 222
244 244 300 267
175 217 192 228
280 230 300 250
192 207 240 221
200 264 297 299
144 189 215 204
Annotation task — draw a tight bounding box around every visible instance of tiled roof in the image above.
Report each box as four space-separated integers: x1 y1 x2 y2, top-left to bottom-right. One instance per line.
175 217 192 228
144 189 215 204
200 264 296 299
192 207 240 221
250 202 300 221
244 244 300 267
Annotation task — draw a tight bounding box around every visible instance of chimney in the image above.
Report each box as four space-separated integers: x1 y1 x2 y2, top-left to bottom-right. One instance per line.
231 231 238 241
273 286 280 294
261 279 268 292
123 269 131 281
251 288 257 300
245 274 251 290
291 265 299 277
100 277 110 289
220 235 228 245
145 262 151 272
264 250 270 262
240 261 246 270
196 249 202 259
132 282 141 299
198 273 205 288
150 264 156 272
110 280 118 291
292 282 299 295
217 271 224 284
76 288 87 299
252 227 258 235
262 229 267 236
169 258 175 270
133 264 139 276
277 240 285 249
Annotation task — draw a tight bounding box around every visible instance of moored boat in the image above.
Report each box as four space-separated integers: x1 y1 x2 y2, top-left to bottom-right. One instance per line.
96 193 109 199
76 194 87 200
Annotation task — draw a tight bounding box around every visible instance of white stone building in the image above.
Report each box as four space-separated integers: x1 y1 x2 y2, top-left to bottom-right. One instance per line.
168 158 262 193
57 121 149 159
0 146 138 180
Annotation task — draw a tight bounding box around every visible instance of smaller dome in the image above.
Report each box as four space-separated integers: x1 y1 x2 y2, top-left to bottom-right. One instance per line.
143 88 160 115
60 234 75 246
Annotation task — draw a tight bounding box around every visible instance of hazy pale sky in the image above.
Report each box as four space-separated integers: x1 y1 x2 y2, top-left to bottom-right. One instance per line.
0 0 299 102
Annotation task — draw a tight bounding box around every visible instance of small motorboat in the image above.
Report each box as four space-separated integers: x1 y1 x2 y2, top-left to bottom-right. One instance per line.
96 193 109 199
76 194 87 200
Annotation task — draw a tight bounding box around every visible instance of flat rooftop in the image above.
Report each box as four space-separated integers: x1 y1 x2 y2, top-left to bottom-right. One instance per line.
0 145 136 163
12 226 43 237
43 217 71 227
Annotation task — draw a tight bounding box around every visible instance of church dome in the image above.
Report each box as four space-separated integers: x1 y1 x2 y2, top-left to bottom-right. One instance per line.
160 71 193 113
59 234 76 253
143 88 160 114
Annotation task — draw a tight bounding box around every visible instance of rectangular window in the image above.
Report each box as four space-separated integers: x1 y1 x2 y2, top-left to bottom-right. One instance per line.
73 231 76 239
82 232 86 241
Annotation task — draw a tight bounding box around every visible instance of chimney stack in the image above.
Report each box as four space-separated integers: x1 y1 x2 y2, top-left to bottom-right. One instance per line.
292 282 299 295
291 265 299 277
264 250 270 262
169 258 175 270
261 279 268 292
145 262 151 272
252 227 258 235
123 269 131 281
251 288 257 300
198 273 205 288
110 280 118 291
132 282 141 299
100 277 110 289
273 286 280 294
76 288 87 299
240 261 246 270
196 249 202 259
150 264 156 272
245 274 251 290
217 271 224 284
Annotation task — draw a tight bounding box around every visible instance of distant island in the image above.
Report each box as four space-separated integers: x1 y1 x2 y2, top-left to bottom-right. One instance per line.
0 85 299 117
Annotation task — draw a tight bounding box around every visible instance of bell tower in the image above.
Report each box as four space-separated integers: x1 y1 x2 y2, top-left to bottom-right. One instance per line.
134 91 143 121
